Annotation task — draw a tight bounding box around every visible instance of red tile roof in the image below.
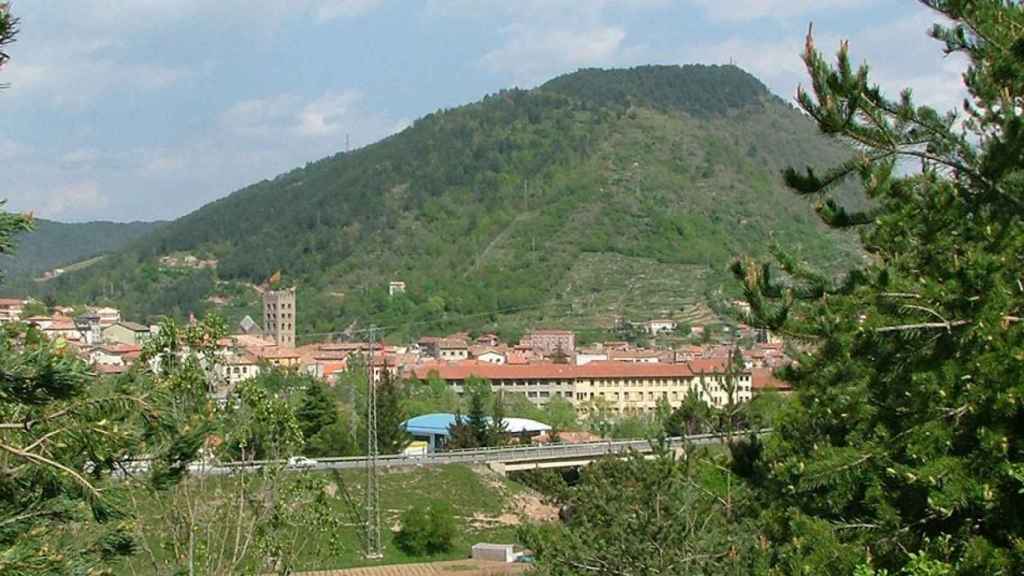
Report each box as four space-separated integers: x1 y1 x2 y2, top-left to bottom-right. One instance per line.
102 343 142 355
249 346 300 359
575 361 694 379
751 367 792 392
410 360 697 382
685 358 731 373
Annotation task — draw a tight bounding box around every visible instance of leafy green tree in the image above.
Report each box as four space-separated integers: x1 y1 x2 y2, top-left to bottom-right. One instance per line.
0 196 227 574
220 378 303 462
542 396 578 431
406 373 460 417
127 372 344 575
733 3 1024 573
304 418 356 457
520 453 765 575
394 502 457 556
664 393 712 437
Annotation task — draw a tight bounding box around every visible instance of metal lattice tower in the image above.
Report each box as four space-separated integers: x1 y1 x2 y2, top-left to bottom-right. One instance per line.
364 326 383 559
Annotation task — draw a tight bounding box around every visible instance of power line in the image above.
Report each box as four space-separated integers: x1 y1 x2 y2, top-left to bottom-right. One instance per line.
364 324 383 559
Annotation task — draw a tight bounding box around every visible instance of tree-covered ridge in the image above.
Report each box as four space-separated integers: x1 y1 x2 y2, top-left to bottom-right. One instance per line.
540 64 773 116
44 65 863 337
0 218 163 280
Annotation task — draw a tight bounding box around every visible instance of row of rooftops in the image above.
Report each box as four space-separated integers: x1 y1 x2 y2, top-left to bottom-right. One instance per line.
3 297 791 393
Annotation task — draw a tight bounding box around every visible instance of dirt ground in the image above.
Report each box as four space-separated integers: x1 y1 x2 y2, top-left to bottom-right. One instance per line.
295 559 529 576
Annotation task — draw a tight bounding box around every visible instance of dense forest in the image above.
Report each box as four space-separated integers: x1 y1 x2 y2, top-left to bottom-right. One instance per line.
38 65 865 339
0 218 161 282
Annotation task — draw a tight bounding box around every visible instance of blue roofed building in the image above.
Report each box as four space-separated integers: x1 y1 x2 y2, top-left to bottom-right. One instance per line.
402 412 551 452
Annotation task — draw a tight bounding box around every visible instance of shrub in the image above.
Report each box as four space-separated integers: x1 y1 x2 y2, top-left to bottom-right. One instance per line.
394 502 456 556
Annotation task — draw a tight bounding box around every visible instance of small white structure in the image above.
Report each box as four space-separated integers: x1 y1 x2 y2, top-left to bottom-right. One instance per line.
645 319 677 335
475 349 506 364
93 307 122 327
575 349 609 366
0 298 25 324
472 543 515 563
388 281 406 296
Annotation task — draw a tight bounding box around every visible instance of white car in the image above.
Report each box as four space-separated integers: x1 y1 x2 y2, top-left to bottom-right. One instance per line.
286 456 317 469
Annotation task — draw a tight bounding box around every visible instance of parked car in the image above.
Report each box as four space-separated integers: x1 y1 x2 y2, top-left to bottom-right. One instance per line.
286 456 317 469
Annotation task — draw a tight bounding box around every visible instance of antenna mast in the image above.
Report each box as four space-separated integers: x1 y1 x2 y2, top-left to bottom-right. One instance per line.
364 325 383 559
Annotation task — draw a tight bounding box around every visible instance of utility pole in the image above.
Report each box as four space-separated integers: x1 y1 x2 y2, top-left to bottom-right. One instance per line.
364 325 383 559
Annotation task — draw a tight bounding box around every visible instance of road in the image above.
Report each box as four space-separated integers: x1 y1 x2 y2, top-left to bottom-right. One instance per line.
181 430 765 477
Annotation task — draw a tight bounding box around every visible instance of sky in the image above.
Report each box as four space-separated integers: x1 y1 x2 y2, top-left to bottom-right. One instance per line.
1 0 968 223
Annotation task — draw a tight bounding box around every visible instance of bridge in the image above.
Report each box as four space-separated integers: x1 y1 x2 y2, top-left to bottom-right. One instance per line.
185 431 765 477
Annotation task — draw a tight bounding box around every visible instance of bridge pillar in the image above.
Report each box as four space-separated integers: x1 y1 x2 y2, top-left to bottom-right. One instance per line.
488 461 507 477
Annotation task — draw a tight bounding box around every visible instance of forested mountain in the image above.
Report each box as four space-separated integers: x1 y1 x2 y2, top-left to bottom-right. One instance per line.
0 218 162 281
41 65 865 340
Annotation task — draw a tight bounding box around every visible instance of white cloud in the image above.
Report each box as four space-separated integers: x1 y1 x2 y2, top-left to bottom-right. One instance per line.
446 0 668 86
312 0 385 22
0 136 29 161
481 25 627 86
1 0 381 110
60 148 100 167
685 8 967 113
220 89 373 139
2 39 194 109
42 182 108 218
298 91 362 136
688 0 877 22
220 94 301 138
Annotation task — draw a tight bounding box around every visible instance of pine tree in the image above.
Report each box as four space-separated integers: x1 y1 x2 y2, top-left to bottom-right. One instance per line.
488 390 509 446
297 380 338 443
447 410 477 449
375 370 410 454
465 378 491 447
733 3 1024 573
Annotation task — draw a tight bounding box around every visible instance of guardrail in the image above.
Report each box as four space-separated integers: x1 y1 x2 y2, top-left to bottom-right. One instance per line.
178 430 769 476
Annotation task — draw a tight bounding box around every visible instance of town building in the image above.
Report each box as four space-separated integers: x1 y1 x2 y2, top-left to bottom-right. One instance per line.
0 298 25 323
263 287 296 347
402 413 552 452
217 353 262 388
645 319 677 335
471 346 506 364
575 347 609 365
409 360 752 415
90 343 142 367
101 321 151 346
607 348 663 363
92 307 121 327
437 337 469 361
674 345 704 362
752 367 793 394
520 329 575 356
251 345 300 369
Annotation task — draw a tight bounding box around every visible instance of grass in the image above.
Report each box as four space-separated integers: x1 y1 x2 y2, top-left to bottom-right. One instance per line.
101 464 534 574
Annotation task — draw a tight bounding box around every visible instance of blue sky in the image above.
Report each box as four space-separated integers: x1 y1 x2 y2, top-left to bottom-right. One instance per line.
1 0 966 222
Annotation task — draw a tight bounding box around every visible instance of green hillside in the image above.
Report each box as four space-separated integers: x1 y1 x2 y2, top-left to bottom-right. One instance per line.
43 65 865 338
0 218 162 283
